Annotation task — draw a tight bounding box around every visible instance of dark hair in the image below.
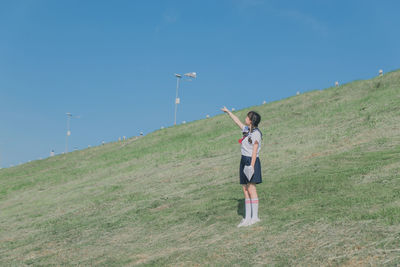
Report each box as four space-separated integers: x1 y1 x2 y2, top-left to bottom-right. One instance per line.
247 111 261 131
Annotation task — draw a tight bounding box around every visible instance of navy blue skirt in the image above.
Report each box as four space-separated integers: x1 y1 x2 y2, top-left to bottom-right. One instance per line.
239 155 262 184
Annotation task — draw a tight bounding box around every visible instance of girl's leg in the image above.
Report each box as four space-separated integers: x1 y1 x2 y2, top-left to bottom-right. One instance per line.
242 184 250 199
247 183 258 199
240 185 252 225
247 183 260 221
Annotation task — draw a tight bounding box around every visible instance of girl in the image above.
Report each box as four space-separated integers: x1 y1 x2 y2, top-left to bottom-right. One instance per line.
221 107 262 227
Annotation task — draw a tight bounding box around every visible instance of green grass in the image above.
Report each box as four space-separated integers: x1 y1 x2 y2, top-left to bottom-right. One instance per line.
1 70 400 266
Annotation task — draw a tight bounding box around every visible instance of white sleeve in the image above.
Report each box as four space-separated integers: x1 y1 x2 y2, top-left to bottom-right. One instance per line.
242 126 249 133
252 131 261 144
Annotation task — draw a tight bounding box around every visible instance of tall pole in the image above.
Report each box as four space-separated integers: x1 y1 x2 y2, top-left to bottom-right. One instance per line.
174 75 181 125
65 113 71 153
173 72 195 126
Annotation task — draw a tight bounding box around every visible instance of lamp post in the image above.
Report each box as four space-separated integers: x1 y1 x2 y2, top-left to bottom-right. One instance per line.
174 72 196 125
65 113 80 153
174 74 182 126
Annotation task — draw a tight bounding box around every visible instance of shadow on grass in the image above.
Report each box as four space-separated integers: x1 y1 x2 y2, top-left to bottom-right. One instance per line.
237 198 245 217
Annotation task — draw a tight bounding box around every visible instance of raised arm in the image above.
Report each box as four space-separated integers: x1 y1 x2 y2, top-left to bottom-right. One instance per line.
221 106 245 130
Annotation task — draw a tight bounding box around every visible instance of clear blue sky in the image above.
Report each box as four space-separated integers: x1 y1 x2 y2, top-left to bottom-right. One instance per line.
1 0 399 168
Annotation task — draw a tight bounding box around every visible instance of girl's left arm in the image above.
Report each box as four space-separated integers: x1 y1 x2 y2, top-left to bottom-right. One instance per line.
251 141 259 168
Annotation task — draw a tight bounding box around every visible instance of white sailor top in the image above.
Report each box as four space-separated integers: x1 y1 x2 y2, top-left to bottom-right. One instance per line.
239 126 262 157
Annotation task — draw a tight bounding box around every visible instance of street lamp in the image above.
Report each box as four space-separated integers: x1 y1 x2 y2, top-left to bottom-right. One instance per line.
65 112 80 153
174 72 196 125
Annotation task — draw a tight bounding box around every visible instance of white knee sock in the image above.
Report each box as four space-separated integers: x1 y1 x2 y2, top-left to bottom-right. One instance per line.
245 198 252 220
251 198 259 219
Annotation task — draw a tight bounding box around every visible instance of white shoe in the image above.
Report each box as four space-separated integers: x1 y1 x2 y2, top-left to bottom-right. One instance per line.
237 218 251 228
249 218 261 225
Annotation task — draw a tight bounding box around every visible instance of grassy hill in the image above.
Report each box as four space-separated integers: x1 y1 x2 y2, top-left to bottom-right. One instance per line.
1 70 400 266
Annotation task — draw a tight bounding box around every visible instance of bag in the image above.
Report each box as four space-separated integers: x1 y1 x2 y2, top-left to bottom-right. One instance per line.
243 165 254 181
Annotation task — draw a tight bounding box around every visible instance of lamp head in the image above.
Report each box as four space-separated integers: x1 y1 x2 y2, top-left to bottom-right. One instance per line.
184 72 196 79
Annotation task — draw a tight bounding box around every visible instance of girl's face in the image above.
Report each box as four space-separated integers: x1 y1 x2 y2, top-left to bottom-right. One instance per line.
245 116 251 126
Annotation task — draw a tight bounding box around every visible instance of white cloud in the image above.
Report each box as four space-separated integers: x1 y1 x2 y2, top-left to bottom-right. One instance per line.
163 8 179 24
234 0 266 8
154 8 179 34
280 9 328 36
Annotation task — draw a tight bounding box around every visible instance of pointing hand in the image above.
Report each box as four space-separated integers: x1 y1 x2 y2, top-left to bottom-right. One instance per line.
221 106 229 113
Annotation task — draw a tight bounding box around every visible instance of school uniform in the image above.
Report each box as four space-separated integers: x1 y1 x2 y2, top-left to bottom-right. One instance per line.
239 126 262 184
